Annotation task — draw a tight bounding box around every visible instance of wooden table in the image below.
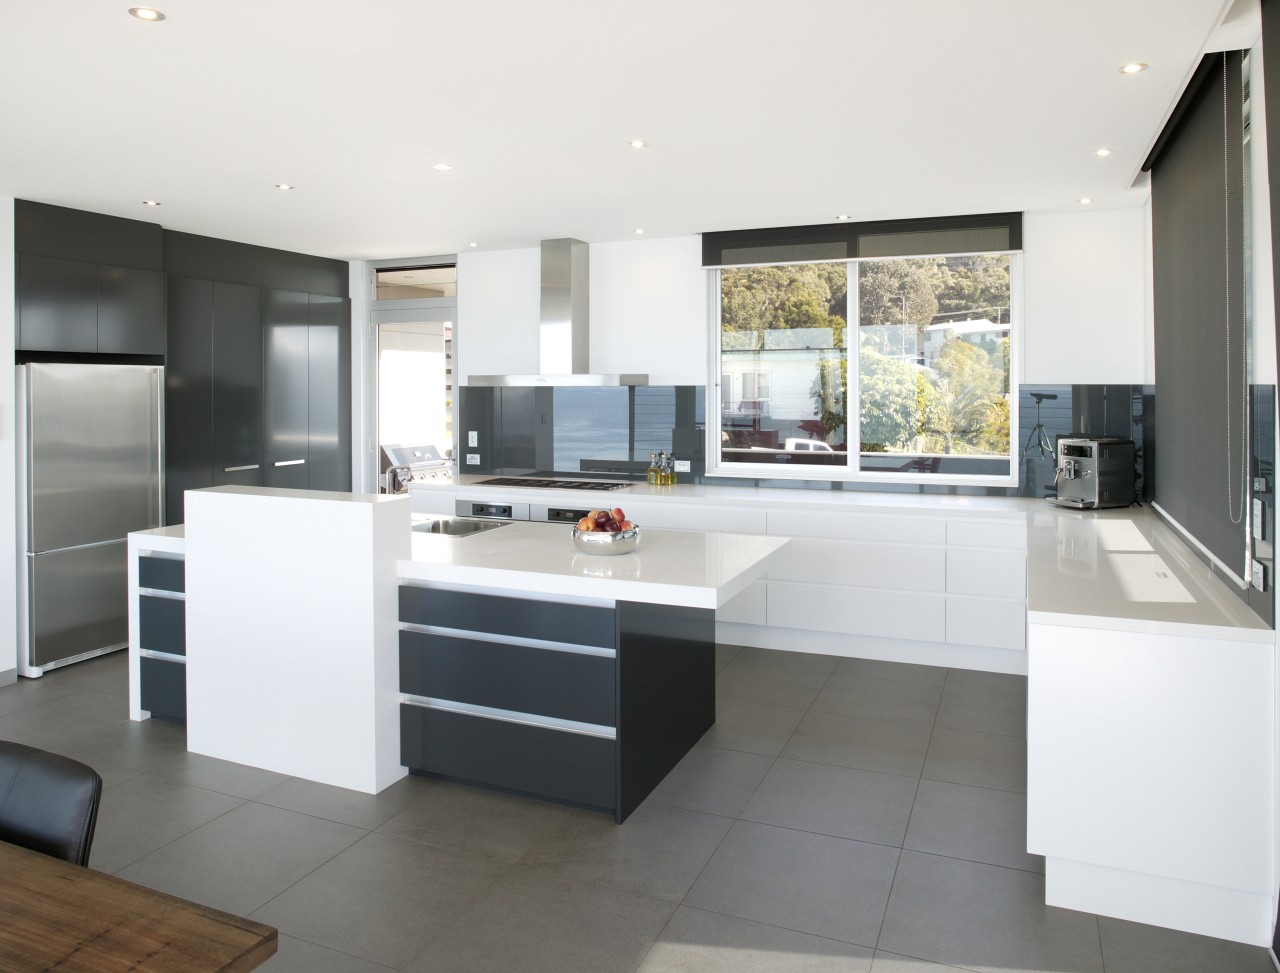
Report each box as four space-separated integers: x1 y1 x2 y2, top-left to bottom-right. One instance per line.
0 840 277 972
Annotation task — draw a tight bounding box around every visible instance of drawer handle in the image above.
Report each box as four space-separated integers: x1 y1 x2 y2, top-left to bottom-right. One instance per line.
273 459 306 467
222 464 260 472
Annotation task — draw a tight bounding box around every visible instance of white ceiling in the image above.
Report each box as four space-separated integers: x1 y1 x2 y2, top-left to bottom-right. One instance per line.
0 0 1248 262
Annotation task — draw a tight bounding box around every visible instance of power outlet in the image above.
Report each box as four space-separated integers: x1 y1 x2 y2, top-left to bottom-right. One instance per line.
674 460 691 473
467 431 478 448
1252 560 1267 592
465 453 480 465
1253 498 1266 541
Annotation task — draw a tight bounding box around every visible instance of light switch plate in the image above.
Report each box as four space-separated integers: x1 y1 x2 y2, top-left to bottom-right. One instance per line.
1253 498 1265 541
1252 560 1267 592
674 460 691 473
468 431 478 448
465 453 480 465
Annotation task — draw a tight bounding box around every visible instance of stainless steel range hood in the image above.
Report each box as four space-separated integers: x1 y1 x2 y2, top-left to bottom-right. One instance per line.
468 238 649 387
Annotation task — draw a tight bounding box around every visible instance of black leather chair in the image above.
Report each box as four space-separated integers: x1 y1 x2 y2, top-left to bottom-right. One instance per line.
0 740 103 867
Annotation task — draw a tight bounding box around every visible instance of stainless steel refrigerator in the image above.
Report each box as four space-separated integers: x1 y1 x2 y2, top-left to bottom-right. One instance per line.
18 363 163 675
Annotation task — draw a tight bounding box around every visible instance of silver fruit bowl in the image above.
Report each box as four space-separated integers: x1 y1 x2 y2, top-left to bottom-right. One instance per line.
571 526 640 556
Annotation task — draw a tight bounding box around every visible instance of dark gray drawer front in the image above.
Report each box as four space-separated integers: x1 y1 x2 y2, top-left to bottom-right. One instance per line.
399 585 615 649
139 555 185 593
140 656 186 724
400 631 615 727
401 705 615 811
139 595 185 655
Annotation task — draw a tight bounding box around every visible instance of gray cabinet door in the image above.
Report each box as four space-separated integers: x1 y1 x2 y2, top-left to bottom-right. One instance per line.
308 294 351 491
164 277 214 524
210 282 264 486
264 290 310 489
98 265 165 355
18 255 97 353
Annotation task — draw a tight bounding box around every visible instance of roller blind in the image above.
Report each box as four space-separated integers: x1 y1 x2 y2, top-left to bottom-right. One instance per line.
1150 51 1250 581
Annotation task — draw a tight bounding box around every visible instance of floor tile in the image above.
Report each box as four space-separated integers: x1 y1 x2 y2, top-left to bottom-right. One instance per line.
870 951 970 972
117 801 365 915
260 772 431 831
943 669 1028 696
253 831 510 970
685 820 900 947
833 658 948 687
811 674 942 725
378 777 576 863
731 646 842 675
782 711 933 777
637 906 875 972
645 745 775 818
96 675 131 698
742 757 919 847
1096 915 1274 973
0 688 128 751
716 658 830 708
904 779 1041 872
88 773 244 874
699 698 807 756
934 685 1027 737
922 727 1027 793
715 643 744 668
519 801 733 903
404 868 675 973
878 851 1103 973
260 935 394 972
148 750 292 799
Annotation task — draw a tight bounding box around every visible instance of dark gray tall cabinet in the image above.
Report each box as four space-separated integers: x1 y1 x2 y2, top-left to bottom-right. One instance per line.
163 231 350 525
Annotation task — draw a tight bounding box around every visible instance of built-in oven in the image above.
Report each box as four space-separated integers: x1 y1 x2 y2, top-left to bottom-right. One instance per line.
453 497 606 524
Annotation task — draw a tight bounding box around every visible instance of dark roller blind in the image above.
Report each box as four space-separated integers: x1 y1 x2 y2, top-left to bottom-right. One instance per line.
1150 51 1250 579
703 212 1022 267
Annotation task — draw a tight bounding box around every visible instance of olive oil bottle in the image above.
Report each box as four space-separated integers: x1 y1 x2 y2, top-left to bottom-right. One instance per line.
646 451 660 485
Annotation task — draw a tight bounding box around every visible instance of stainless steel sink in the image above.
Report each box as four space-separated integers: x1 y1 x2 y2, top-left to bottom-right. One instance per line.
412 516 509 537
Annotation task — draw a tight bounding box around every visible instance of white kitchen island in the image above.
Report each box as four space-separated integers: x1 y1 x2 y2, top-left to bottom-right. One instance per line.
132 486 787 816
1025 505 1275 946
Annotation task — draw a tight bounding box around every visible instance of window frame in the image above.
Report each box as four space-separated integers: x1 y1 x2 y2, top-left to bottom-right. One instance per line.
706 249 1022 488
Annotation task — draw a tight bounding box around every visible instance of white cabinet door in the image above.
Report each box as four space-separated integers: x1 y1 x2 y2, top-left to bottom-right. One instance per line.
947 550 1026 598
620 501 766 534
768 537 945 592
767 581 946 642
946 519 1027 551
717 579 766 625
768 508 946 544
945 596 1026 650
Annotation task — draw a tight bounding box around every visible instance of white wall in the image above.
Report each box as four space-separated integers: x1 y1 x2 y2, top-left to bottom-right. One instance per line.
0 198 15 681
590 235 707 385
455 247 540 381
1021 206 1152 384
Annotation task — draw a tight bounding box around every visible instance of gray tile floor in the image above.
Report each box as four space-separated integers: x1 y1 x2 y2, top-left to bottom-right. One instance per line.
0 646 1272 973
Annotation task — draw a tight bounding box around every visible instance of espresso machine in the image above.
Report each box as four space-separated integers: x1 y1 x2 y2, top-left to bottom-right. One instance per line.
1047 436 1137 509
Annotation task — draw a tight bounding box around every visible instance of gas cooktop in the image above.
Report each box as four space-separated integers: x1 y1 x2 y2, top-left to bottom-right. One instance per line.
479 477 630 492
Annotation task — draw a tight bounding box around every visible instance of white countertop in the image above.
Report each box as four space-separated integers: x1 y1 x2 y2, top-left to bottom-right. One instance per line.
1027 505 1272 640
418 475 1034 519
399 521 788 609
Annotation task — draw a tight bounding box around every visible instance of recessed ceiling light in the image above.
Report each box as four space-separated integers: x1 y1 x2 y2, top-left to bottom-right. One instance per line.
142 199 161 207
628 139 649 149
432 163 455 171
1094 147 1114 158
128 6 165 21
836 214 852 221
1118 63 1148 75
635 228 646 235
468 242 479 248
1078 197 1094 205
275 183 296 190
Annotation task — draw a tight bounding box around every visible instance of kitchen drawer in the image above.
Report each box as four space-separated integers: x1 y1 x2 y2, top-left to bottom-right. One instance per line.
718 579 765 625
767 537 945 592
946 550 1026 597
139 595 185 656
399 585 615 649
946 519 1027 551
400 630 615 727
620 501 765 534
138 555 185 593
946 596 1027 650
766 581 946 642
139 656 186 724
401 704 615 811
768 508 946 545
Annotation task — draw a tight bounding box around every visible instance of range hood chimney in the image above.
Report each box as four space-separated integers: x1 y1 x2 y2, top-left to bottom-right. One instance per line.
468 238 649 387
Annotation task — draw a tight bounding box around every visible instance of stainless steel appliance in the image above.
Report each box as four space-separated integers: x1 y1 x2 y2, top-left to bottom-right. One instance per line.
17 363 163 675
1048 436 1136 510
478 476 628 491
455 496 610 524
381 443 451 493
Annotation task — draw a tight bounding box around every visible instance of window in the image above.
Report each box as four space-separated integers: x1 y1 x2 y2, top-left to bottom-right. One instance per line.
708 215 1019 484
